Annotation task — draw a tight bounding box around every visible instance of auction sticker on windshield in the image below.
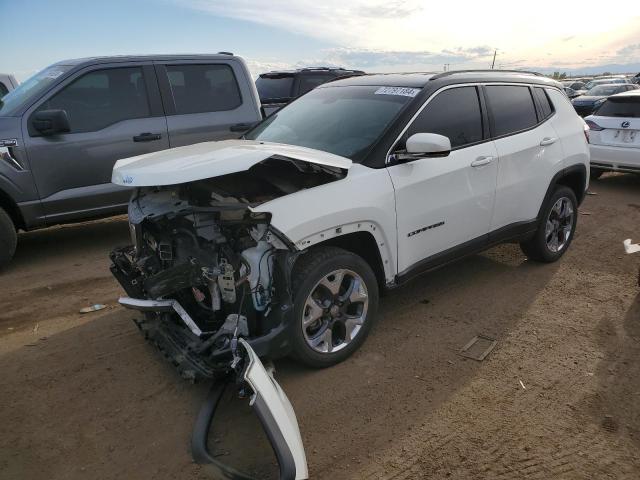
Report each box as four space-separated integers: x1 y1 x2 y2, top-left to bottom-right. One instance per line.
375 86 420 97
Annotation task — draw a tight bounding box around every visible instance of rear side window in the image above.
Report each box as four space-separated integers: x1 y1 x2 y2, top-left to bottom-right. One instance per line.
298 75 330 96
255 76 294 101
166 64 242 115
486 85 538 137
407 86 483 149
533 87 554 120
38 67 150 133
0 82 8 98
595 97 640 118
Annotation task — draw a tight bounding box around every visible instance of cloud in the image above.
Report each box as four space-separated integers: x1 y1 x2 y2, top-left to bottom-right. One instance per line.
178 0 640 70
618 43 640 56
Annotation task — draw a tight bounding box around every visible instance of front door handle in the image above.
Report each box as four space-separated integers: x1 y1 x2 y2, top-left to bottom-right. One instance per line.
540 137 557 146
133 132 162 142
471 156 494 167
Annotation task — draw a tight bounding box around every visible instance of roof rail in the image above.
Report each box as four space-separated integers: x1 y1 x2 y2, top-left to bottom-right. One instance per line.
430 69 545 80
300 66 346 71
217 51 234 56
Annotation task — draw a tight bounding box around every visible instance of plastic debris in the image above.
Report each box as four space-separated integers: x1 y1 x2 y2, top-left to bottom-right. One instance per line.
80 304 107 314
623 239 640 254
519 380 526 390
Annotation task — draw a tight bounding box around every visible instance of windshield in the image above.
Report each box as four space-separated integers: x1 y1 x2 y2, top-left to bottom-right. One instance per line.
246 85 416 162
595 97 640 117
0 65 72 116
256 76 294 102
587 85 624 96
586 78 623 89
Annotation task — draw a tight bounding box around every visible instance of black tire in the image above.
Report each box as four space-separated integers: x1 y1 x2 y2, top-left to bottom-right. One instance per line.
520 186 578 263
0 207 17 270
590 168 604 180
290 246 379 368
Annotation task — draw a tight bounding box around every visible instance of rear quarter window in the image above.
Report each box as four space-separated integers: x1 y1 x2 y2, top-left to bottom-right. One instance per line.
533 87 554 120
486 85 538 137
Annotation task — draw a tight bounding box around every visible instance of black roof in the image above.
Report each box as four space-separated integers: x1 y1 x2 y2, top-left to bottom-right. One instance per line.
259 67 365 77
322 70 562 89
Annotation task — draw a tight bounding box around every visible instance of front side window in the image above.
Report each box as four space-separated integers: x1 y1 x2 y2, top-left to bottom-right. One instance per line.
246 85 414 162
405 87 482 148
36 67 150 133
485 85 538 137
166 64 242 115
406 86 483 149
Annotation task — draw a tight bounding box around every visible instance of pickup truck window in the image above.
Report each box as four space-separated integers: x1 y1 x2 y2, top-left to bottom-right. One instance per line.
166 64 241 115
246 85 413 162
37 67 150 133
0 82 8 98
255 75 294 102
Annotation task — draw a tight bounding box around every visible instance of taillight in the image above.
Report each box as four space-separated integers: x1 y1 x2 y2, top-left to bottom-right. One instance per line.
583 122 590 144
585 120 603 131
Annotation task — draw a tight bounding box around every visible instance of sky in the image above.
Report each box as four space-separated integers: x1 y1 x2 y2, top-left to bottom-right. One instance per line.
2 0 640 81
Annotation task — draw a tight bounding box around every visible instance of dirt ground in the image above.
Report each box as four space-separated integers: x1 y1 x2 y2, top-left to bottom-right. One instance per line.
1 173 639 480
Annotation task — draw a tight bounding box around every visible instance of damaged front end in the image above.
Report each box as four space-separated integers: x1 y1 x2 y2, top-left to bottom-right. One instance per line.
110 155 344 381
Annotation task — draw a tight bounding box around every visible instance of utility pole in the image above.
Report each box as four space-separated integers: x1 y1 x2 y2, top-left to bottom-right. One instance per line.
491 49 497 69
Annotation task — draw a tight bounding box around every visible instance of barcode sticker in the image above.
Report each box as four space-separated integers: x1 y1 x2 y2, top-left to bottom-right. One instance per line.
375 86 420 97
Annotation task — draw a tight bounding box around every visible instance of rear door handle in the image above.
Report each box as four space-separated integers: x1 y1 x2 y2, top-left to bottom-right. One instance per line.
230 122 257 132
471 156 494 167
539 137 557 146
133 132 162 142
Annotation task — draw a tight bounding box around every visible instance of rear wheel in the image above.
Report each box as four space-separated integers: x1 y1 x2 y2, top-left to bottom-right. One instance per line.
520 186 577 263
0 207 17 269
290 246 379 368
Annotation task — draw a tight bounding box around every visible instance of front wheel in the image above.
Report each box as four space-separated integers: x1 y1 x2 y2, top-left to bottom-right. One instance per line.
290 246 379 368
520 186 578 263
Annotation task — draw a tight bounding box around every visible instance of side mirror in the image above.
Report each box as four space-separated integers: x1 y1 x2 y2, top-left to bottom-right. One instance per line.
32 109 71 136
393 133 451 163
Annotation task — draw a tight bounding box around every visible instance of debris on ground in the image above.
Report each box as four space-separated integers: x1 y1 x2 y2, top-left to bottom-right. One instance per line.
519 380 526 390
79 304 107 314
623 239 640 254
459 335 497 361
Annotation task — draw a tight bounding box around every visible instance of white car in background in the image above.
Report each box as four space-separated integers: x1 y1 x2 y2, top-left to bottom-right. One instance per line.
0 74 18 98
585 90 640 179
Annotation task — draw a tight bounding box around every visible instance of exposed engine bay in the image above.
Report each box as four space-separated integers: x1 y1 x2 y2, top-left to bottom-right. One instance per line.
110 156 345 381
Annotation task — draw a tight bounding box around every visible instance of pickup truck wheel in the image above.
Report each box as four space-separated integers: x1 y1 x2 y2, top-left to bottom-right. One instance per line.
520 186 577 263
0 207 17 269
290 246 379 368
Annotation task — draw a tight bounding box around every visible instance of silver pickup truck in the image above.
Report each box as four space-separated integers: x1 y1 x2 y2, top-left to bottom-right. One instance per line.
0 53 263 268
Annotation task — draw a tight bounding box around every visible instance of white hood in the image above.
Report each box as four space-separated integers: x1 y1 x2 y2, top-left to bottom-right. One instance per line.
112 139 352 187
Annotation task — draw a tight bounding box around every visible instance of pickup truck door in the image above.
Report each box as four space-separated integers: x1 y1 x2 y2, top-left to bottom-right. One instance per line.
22 62 169 223
387 85 498 278
155 60 263 147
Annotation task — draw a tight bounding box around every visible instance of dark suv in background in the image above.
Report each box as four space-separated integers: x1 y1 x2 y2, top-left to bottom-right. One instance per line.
0 54 262 268
256 67 364 116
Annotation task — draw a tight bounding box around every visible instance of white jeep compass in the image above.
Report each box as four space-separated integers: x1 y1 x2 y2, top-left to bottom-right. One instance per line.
110 70 590 380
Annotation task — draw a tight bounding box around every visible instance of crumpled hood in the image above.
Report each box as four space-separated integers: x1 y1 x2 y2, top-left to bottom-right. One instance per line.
112 139 352 187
